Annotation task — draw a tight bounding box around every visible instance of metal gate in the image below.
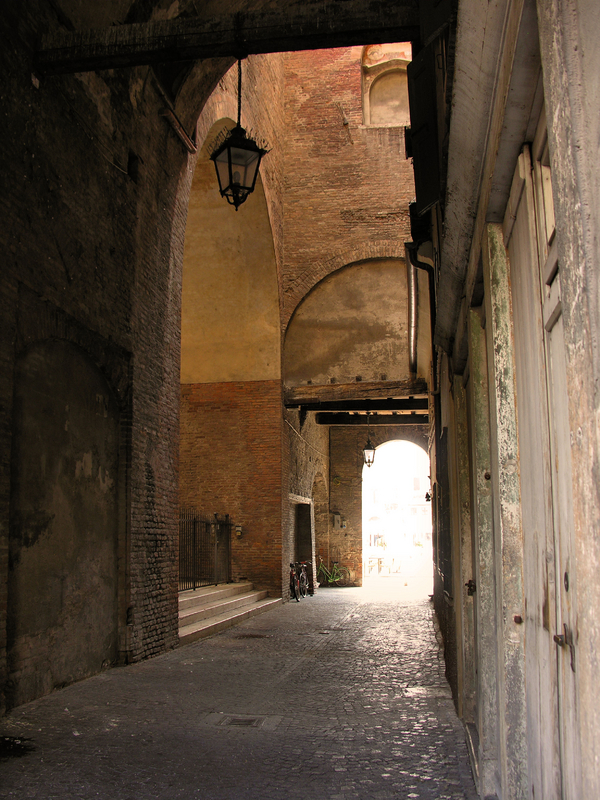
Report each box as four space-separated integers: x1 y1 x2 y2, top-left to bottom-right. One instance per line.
179 511 232 591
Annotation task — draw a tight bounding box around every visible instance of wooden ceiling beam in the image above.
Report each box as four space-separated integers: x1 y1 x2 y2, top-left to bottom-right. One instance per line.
316 412 429 425
291 397 429 412
37 2 419 75
285 378 428 408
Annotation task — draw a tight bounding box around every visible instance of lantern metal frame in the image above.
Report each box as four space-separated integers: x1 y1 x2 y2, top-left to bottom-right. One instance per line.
363 412 376 468
210 59 267 210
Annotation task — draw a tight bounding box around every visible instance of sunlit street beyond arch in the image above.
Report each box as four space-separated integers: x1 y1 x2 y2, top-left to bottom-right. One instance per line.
362 440 432 601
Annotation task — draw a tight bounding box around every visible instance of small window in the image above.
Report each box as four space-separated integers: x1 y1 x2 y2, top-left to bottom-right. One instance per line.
362 43 412 127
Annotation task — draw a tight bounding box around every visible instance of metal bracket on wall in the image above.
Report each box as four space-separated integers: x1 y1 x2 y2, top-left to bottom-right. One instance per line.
554 623 576 673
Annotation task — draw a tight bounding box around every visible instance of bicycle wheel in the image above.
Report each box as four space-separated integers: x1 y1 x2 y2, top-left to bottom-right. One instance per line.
299 572 308 598
334 567 351 587
292 576 301 601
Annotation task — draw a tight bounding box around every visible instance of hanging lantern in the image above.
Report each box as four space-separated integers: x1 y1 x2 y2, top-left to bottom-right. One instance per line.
363 412 376 467
211 59 267 210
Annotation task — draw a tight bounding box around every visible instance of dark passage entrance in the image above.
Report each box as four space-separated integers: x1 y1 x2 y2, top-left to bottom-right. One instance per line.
295 503 312 563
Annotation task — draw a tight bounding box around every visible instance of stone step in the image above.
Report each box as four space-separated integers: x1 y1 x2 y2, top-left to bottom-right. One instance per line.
178 596 283 646
178 581 254 612
179 589 270 627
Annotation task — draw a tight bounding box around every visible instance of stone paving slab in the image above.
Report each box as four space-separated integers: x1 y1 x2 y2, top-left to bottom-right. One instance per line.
0 580 478 800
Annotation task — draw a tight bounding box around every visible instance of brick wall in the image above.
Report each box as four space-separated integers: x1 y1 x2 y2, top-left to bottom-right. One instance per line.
282 47 415 326
283 409 329 598
180 381 283 593
0 2 225 710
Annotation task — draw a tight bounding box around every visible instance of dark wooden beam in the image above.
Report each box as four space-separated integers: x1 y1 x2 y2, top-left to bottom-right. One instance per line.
37 2 419 75
294 397 429 412
285 379 428 407
316 412 429 425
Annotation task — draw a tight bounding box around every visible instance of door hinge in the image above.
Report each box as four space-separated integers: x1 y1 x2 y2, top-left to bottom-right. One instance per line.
554 622 576 672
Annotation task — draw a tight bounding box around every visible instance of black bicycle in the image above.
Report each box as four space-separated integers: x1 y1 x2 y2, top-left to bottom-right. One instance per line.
297 561 309 597
290 562 301 601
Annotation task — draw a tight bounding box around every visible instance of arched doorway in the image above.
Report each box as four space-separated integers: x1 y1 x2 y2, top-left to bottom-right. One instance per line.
362 440 432 597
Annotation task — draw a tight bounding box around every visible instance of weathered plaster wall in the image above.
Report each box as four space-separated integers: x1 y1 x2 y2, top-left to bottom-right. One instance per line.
180 169 281 385
0 1 215 709
284 259 412 386
9 341 120 708
194 53 286 292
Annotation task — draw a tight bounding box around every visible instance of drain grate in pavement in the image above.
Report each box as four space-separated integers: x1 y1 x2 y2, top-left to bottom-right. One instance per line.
0 736 35 761
403 685 452 698
203 712 283 731
221 715 264 728
235 633 269 639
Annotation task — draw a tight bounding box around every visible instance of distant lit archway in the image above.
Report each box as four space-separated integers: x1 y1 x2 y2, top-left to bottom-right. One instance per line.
362 440 432 596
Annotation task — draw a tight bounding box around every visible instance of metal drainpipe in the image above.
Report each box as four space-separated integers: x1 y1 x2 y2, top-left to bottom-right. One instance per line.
405 241 437 391
406 248 418 374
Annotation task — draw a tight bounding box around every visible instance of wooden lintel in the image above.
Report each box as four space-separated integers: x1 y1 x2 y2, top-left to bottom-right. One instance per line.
316 413 429 426
294 397 429 412
285 379 428 408
37 3 419 75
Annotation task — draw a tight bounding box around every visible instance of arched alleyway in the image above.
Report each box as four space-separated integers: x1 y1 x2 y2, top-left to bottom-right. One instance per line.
0 590 476 800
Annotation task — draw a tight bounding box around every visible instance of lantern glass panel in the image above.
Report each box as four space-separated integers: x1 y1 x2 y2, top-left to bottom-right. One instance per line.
230 146 260 188
364 443 376 467
214 151 231 193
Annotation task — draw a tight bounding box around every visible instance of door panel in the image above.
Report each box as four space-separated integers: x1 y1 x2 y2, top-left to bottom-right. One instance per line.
504 147 561 798
505 111 581 797
543 263 580 800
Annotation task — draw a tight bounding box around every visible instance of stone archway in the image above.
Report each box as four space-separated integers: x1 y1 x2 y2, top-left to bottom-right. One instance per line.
328 425 429 585
8 340 120 708
362 438 431 581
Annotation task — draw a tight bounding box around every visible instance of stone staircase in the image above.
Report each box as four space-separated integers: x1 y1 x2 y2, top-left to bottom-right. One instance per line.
178 582 282 646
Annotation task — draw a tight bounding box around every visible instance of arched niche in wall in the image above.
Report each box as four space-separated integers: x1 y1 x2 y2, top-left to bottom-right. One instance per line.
283 258 413 387
8 339 120 708
180 118 281 385
362 43 412 127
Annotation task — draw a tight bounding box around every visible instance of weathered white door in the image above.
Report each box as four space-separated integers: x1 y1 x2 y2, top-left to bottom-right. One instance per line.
532 121 580 800
504 110 580 798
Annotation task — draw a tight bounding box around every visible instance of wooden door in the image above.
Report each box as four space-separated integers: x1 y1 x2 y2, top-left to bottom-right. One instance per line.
504 109 580 797
532 122 580 800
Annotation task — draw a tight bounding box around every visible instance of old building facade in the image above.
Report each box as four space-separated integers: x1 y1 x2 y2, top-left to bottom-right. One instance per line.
1 1 599 797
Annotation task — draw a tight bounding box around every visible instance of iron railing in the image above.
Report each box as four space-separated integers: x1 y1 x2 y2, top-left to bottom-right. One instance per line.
179 510 232 591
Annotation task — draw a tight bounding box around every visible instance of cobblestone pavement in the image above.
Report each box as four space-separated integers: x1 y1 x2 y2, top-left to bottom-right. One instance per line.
0 579 478 800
